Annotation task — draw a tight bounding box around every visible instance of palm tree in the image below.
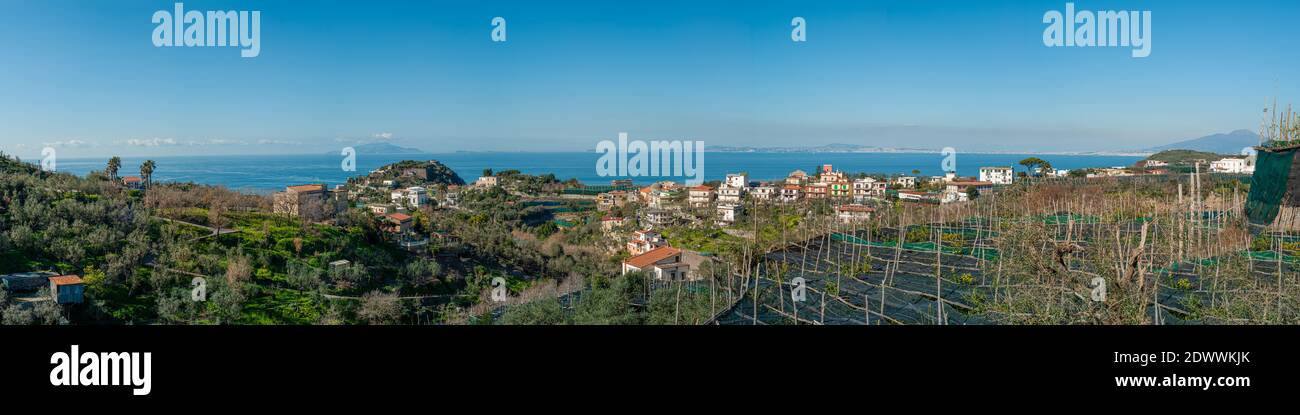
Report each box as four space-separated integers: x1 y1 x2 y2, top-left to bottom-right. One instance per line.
106 156 121 180
140 160 156 188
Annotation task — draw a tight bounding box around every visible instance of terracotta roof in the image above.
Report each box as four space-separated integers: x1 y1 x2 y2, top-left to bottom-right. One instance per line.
121 176 142 183
949 181 993 187
602 216 625 222
783 185 801 190
286 184 325 193
623 246 682 269
689 185 713 191
49 275 83 286
386 213 412 222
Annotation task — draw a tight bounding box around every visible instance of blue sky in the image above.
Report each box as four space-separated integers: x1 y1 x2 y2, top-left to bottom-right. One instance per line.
0 0 1296 157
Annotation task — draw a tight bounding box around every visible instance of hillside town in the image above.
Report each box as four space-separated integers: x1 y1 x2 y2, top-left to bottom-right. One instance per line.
0 148 1270 325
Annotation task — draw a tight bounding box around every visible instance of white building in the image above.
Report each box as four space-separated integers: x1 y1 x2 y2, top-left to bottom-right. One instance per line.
390 186 428 208
1210 157 1254 174
835 204 874 224
716 203 742 225
750 184 777 201
475 176 498 187
979 166 1014 185
627 229 666 255
852 178 886 201
725 173 748 189
780 185 802 203
717 185 743 204
621 246 689 281
890 176 917 188
687 185 715 207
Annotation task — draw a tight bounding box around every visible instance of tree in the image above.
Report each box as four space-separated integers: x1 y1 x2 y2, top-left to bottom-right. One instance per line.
965 185 980 200
357 291 402 325
140 160 157 188
1018 157 1048 177
482 168 493 177
911 169 920 175
106 156 121 180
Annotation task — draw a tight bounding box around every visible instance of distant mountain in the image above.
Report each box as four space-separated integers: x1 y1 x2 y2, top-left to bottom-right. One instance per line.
336 142 425 154
1145 130 1259 155
706 143 936 153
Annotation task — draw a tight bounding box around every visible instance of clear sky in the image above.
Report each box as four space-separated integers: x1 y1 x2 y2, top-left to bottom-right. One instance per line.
1 0 1297 157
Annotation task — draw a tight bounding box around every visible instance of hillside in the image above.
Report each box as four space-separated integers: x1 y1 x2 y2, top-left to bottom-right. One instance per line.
1145 129 1258 154
371 160 465 186
1144 149 1225 165
0 154 39 174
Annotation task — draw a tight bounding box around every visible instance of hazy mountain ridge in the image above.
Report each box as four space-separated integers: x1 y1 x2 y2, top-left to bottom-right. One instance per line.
1144 130 1259 155
334 142 426 154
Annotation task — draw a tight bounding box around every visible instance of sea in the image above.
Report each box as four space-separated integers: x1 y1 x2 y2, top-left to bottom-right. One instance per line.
53 152 1144 194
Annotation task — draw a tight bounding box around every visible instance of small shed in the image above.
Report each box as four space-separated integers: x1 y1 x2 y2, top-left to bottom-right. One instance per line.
49 275 85 304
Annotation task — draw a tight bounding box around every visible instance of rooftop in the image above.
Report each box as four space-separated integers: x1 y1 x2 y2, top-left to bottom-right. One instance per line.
623 246 682 269
49 275 84 286
286 184 325 193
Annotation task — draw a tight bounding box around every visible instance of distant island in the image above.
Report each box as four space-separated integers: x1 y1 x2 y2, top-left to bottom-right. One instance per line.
334 142 426 155
706 143 937 153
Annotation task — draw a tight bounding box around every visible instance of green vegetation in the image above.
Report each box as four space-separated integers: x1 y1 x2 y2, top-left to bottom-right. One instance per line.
1145 149 1226 164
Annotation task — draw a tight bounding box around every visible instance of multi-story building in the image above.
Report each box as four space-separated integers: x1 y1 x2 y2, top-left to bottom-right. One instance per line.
627 229 666 255
643 209 676 228
390 186 428 208
803 182 828 199
786 170 809 185
717 185 743 204
780 185 802 203
817 164 846 183
829 179 852 199
853 178 886 201
943 180 994 203
273 184 328 217
597 190 632 211
979 166 1015 185
890 176 917 188
716 203 742 225
1210 157 1253 174
725 173 748 189
687 185 716 207
750 184 777 201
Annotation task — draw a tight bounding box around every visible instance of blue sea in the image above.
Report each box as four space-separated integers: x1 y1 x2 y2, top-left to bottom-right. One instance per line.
54 152 1143 194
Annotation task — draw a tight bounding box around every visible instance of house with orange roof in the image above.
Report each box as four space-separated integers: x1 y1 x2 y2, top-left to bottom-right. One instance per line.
621 246 689 281
687 185 715 207
382 212 414 235
49 275 84 304
121 176 144 190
